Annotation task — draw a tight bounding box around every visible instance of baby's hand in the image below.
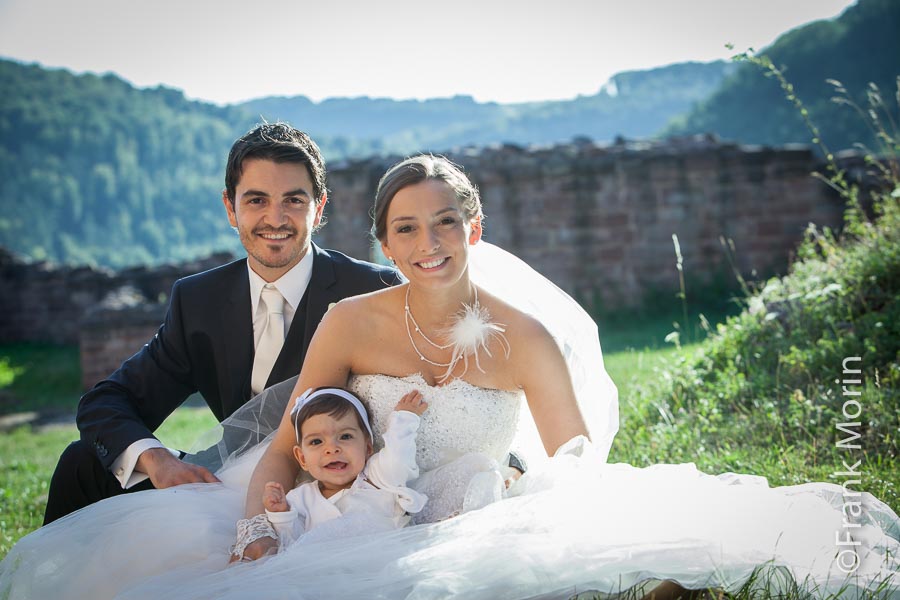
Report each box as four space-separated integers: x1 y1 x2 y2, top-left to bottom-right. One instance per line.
263 481 289 513
395 390 428 416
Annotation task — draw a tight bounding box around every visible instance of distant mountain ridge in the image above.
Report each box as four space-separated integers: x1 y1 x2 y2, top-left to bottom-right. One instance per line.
240 61 735 157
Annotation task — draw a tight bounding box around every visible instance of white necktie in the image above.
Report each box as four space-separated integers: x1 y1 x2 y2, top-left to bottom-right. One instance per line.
251 284 285 394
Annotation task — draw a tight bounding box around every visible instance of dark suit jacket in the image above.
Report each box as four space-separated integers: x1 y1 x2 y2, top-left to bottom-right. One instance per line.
77 244 399 469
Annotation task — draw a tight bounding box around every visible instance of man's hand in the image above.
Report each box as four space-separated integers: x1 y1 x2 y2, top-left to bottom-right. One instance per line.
228 536 278 563
136 447 220 489
263 482 289 512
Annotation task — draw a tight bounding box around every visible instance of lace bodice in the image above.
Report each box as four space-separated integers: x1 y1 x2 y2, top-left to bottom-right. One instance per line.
348 373 523 472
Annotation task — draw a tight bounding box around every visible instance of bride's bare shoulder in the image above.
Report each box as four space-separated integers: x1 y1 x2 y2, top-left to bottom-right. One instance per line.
477 288 554 346
321 285 404 328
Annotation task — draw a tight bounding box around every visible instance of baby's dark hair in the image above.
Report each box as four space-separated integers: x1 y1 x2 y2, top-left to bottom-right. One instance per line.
292 387 372 443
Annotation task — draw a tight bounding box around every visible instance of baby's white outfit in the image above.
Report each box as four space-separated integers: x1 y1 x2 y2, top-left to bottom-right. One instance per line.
266 410 427 547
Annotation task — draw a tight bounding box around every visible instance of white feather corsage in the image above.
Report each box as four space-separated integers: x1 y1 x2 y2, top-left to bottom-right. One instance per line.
440 300 510 382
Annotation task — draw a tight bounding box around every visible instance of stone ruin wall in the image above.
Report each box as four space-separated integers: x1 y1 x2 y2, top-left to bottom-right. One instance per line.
0 252 232 389
78 304 175 398
317 138 846 311
0 138 857 391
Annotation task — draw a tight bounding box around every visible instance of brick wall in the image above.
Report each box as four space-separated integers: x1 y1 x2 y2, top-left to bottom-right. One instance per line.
79 304 166 390
315 137 846 311
0 251 233 345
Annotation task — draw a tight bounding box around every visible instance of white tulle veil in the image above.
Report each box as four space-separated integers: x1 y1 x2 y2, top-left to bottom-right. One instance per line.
185 241 619 471
467 241 619 465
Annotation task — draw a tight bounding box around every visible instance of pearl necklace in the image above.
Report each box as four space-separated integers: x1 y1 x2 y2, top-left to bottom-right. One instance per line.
405 286 475 352
403 285 510 381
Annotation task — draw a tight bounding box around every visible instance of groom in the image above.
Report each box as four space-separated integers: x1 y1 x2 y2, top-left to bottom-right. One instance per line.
44 123 399 523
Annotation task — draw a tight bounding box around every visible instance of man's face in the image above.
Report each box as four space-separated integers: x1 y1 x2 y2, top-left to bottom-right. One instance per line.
223 158 326 282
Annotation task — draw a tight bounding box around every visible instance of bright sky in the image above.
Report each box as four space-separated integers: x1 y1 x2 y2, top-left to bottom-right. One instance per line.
0 0 855 106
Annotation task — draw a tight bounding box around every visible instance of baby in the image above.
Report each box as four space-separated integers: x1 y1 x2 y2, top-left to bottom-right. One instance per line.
262 386 428 549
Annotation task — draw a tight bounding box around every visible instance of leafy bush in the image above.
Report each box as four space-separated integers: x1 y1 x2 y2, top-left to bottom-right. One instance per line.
675 189 898 456
620 74 900 511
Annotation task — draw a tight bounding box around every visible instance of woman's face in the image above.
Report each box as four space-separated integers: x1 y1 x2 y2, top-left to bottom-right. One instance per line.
380 179 481 290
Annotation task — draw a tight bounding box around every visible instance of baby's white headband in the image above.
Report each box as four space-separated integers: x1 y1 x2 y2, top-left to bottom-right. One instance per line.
290 387 374 443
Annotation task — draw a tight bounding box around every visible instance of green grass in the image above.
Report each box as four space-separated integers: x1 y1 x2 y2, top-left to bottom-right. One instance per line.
607 338 900 501
0 344 81 414
0 424 74 557
0 407 217 559
0 341 221 556
604 344 692 391
598 298 740 354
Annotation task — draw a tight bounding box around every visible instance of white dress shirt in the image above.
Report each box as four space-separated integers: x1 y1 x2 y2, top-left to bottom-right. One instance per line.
111 252 314 488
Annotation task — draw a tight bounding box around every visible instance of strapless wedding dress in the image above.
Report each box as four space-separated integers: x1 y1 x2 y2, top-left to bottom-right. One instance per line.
1 374 898 599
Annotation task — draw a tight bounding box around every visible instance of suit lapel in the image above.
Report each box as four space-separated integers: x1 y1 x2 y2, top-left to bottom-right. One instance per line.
302 244 337 353
221 260 254 405
268 244 335 387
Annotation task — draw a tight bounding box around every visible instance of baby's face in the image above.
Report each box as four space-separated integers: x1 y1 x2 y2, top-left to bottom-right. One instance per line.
294 411 372 496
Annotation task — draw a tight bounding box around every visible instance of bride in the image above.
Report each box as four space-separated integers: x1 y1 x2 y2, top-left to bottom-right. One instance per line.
233 151 619 560
1 155 898 599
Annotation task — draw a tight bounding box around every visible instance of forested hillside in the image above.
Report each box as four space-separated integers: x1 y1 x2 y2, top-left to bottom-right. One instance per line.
0 60 251 266
668 0 900 151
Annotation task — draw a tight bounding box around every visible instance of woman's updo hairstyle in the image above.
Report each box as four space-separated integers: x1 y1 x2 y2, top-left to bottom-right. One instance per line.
373 154 483 242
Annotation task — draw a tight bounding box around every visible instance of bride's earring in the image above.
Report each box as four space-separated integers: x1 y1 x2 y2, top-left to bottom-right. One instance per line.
469 218 483 245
